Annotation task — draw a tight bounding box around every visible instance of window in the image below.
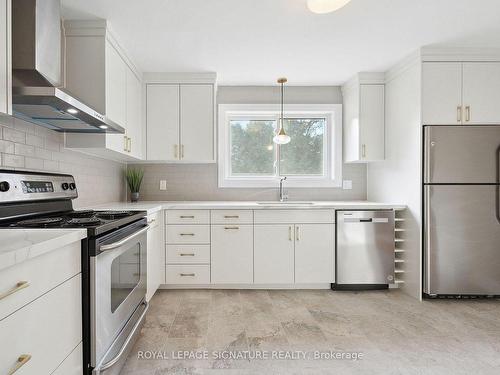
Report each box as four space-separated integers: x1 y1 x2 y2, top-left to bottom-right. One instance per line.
219 104 342 187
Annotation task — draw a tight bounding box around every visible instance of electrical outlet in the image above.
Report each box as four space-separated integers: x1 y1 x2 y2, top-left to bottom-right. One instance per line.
342 180 353 190
159 180 167 191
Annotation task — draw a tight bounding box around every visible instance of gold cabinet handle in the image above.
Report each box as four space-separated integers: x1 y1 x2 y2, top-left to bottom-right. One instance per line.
288 226 292 241
123 136 128 152
180 253 195 256
0 281 30 301
174 144 179 159
127 137 132 152
179 233 195 236
181 144 185 159
224 226 239 230
465 106 471 122
296 226 300 241
180 273 195 277
8 354 32 375
224 215 239 219
362 144 366 158
457 106 462 122
180 215 195 219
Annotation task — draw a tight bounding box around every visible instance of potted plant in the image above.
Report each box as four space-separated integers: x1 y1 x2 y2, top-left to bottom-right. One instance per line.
126 168 144 202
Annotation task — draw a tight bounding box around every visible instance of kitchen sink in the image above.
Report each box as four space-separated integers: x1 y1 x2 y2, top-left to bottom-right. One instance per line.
256 201 316 207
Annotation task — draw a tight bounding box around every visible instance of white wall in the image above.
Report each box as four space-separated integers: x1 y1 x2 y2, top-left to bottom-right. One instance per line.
367 60 422 300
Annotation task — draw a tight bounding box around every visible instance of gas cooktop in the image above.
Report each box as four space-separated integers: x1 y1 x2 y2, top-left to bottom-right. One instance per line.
0 209 146 237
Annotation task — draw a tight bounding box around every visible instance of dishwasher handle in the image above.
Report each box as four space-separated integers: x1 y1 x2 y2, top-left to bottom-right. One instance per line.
343 217 389 223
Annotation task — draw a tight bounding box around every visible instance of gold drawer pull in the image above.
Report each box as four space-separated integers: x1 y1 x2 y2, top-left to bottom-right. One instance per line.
0 281 30 301
8 354 32 375
180 253 195 256
224 226 239 230
180 233 195 236
180 215 195 219
180 273 195 277
224 215 239 219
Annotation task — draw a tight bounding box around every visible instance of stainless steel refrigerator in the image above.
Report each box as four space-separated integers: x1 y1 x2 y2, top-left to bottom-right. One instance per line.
424 125 500 297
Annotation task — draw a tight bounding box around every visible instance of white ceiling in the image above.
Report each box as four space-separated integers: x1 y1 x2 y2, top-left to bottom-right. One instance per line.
61 0 500 85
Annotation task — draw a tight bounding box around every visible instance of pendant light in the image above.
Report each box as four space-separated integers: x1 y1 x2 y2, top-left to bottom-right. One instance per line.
273 77 291 145
307 0 352 14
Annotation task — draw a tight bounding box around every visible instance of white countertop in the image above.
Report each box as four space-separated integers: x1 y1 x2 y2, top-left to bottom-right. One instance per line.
0 229 87 272
89 200 406 214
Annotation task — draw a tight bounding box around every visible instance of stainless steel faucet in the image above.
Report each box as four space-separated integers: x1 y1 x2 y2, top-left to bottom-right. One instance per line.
279 177 288 202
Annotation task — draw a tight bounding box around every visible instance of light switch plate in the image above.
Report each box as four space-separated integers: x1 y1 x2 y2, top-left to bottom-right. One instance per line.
159 180 167 191
342 180 353 190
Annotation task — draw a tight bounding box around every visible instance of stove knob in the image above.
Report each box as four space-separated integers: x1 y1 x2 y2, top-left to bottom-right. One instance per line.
69 183 76 190
61 183 69 190
0 181 9 192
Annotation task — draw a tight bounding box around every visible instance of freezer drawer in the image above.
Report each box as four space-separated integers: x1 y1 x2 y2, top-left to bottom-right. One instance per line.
336 211 395 287
424 185 500 295
424 125 500 184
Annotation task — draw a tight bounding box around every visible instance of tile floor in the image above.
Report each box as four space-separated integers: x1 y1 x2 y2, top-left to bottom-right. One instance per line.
122 289 500 375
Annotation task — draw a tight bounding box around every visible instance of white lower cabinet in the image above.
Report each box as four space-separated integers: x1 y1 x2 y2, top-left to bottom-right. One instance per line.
52 343 83 375
147 212 165 301
0 274 82 375
166 265 210 284
211 225 253 284
294 224 335 283
254 225 295 284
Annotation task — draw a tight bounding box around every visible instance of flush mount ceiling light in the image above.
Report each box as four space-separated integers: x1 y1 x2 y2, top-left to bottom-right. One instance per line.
307 0 352 14
273 77 291 145
67 108 79 114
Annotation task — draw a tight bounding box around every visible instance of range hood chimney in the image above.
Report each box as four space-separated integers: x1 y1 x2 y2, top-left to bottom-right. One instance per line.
11 0 124 133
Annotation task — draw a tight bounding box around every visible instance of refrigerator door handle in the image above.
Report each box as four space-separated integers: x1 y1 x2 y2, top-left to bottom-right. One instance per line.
497 146 500 224
425 187 432 293
424 127 432 184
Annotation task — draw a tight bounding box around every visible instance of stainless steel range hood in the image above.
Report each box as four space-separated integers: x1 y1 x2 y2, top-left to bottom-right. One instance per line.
11 0 124 133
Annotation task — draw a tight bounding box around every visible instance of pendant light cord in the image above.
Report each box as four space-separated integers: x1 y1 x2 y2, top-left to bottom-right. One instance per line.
280 81 284 130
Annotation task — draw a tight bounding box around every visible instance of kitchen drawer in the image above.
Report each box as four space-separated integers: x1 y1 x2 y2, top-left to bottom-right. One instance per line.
166 210 210 225
254 209 335 224
211 210 253 224
166 265 210 284
166 225 210 244
52 342 83 375
0 274 82 375
167 244 210 264
0 241 81 321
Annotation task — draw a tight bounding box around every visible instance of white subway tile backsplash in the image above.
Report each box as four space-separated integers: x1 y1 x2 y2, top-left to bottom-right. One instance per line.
3 154 25 168
25 157 44 170
3 128 26 144
43 159 59 171
26 133 45 148
14 143 35 157
0 140 14 154
34 147 52 160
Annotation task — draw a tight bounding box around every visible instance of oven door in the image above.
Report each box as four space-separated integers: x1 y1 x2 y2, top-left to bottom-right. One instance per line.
91 220 148 371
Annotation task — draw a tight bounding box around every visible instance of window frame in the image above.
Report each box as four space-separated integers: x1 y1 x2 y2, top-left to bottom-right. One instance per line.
218 104 343 188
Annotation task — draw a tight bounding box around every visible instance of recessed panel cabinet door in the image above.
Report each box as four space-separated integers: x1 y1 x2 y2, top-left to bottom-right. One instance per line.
0 0 9 115
105 42 127 127
211 225 253 284
295 224 335 283
462 62 500 124
147 84 180 160
180 84 214 162
126 68 143 158
422 62 463 125
254 225 294 284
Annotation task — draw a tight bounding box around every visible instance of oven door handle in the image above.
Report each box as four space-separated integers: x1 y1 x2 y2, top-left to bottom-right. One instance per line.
99 302 149 371
100 225 149 252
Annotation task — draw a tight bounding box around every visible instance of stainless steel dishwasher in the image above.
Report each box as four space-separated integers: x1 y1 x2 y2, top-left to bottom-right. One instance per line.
335 210 395 290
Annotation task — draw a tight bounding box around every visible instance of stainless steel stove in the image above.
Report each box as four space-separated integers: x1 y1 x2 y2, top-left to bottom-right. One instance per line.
0 170 149 375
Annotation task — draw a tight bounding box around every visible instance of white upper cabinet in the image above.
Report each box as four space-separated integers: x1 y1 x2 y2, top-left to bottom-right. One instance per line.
342 73 385 163
146 84 180 161
145 73 216 163
64 20 143 161
422 61 500 125
462 62 500 125
0 0 11 115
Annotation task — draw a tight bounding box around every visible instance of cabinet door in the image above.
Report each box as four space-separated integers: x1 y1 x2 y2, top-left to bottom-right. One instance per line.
147 84 180 160
295 224 335 283
0 0 10 115
422 62 463 125
462 62 500 125
359 84 385 161
105 42 127 127
254 225 294 284
126 68 143 158
180 85 214 162
146 213 164 301
343 84 360 163
211 225 253 284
